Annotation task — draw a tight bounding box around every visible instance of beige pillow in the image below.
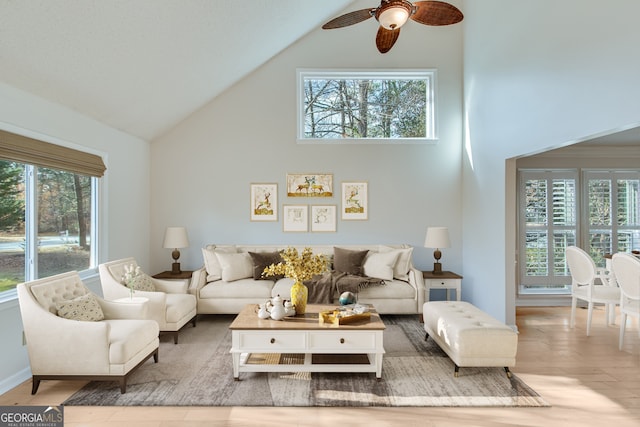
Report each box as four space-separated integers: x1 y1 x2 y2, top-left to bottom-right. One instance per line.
202 246 237 281
127 272 155 292
215 252 254 282
363 250 401 281
379 246 414 281
56 293 105 321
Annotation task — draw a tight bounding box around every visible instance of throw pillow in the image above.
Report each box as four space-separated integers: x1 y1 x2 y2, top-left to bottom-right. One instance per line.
379 246 414 281
248 251 284 280
333 247 369 276
215 252 254 282
127 272 155 292
363 250 401 281
56 293 105 321
202 246 237 281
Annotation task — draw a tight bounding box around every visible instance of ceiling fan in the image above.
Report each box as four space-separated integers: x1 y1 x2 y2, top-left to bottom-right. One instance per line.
322 0 463 54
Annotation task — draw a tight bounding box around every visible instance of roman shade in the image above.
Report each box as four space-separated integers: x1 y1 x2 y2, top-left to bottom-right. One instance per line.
0 129 106 177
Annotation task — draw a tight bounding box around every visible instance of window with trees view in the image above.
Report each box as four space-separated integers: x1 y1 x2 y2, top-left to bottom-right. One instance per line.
297 69 435 143
0 160 96 295
518 169 640 295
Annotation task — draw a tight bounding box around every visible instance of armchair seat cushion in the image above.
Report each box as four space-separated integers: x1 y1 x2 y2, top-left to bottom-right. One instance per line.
165 293 197 324
107 319 159 364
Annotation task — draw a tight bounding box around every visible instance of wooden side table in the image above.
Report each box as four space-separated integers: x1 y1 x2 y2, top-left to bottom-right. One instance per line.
423 271 463 302
152 270 193 280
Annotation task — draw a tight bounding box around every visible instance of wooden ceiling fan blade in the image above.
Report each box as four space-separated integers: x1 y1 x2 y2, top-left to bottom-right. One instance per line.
376 26 400 54
410 1 464 26
322 8 375 29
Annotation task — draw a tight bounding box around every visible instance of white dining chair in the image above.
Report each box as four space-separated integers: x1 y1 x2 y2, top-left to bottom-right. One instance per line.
566 246 620 336
611 252 640 350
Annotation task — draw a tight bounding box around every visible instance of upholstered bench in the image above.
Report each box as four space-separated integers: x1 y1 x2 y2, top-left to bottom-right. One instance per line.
422 301 518 377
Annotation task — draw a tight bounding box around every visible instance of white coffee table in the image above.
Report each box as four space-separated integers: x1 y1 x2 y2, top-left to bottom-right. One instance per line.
229 304 386 379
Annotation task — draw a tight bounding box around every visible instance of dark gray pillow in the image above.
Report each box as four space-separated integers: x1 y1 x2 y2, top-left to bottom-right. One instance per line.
248 251 284 280
333 247 369 276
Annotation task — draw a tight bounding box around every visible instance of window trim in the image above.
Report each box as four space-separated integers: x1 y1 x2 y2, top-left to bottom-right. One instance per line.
517 167 640 297
0 128 104 299
518 169 578 294
296 68 437 144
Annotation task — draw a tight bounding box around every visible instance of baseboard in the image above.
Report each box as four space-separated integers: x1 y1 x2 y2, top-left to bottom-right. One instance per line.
0 367 30 395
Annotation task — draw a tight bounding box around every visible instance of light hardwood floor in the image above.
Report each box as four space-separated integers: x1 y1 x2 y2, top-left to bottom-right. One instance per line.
1 306 639 427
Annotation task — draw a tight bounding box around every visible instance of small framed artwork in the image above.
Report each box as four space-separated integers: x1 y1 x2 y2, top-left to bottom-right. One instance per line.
341 181 368 220
250 183 277 221
286 173 333 197
283 204 308 232
311 205 337 232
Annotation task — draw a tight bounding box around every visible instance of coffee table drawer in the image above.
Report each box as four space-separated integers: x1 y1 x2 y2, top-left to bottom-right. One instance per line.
309 331 377 351
237 331 306 351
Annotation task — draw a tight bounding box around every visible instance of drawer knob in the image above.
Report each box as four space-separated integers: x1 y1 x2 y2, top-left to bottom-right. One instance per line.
270 338 275 344
340 338 345 344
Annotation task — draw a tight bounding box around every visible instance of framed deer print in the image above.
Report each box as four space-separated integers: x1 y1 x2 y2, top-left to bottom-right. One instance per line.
286 173 333 197
250 183 277 221
341 181 368 220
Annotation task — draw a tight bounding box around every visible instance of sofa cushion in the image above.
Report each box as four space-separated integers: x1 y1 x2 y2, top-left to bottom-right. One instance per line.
357 279 415 299
379 246 414 280
333 247 369 276
363 250 400 281
214 252 253 282
202 245 238 281
248 251 284 280
55 293 105 321
200 278 273 299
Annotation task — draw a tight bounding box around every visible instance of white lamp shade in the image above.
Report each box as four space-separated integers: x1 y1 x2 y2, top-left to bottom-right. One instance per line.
424 227 450 249
378 5 410 30
163 227 189 249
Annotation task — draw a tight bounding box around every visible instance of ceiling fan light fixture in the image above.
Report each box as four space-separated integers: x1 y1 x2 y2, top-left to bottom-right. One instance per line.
377 1 413 30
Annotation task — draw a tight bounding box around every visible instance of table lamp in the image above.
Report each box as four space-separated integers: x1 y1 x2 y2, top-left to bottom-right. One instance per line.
163 226 189 274
424 227 450 275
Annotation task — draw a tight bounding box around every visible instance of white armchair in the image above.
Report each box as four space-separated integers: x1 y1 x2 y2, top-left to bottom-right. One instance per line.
99 257 197 344
17 271 159 394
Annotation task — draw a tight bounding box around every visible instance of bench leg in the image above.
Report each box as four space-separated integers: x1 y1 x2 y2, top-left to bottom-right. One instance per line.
424 332 429 341
454 365 459 377
504 367 512 378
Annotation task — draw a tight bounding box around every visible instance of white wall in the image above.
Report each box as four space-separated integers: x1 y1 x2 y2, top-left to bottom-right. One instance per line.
463 0 640 323
0 82 151 392
150 0 465 277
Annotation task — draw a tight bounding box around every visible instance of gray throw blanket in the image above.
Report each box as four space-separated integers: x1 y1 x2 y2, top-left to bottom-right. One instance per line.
304 270 385 304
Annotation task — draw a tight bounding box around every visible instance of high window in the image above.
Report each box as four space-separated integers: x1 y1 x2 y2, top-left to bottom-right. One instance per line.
518 169 640 295
297 69 436 143
0 130 104 297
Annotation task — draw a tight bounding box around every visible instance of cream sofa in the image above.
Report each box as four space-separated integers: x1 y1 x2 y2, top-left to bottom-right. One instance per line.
190 244 424 314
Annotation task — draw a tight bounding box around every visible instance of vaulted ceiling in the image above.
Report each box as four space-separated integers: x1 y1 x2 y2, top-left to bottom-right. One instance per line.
0 0 355 141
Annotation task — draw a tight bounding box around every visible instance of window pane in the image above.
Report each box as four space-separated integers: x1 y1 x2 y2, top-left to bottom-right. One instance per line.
617 179 640 226
36 167 91 279
552 179 576 226
525 231 548 276
617 230 640 253
589 179 611 226
525 179 547 225
0 160 25 292
299 70 435 141
553 231 576 274
588 231 611 267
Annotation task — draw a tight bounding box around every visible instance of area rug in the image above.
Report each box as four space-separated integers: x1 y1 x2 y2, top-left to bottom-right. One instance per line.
63 314 549 407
